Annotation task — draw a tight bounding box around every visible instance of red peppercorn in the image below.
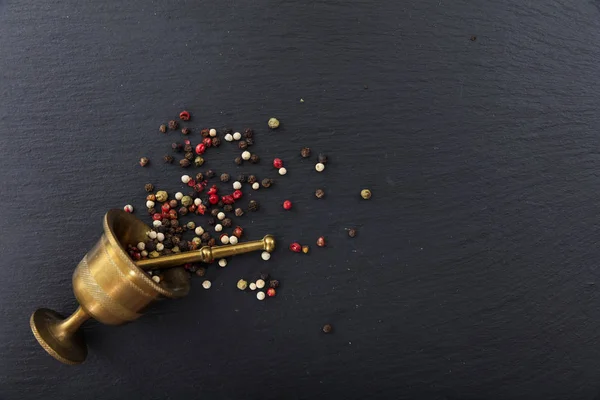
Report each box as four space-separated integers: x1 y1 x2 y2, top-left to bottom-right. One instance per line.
184 139 191 145
168 209 178 219
209 194 219 205
208 185 218 195
283 200 292 210
197 204 207 215
132 252 141 261
152 213 162 221
203 137 212 147
221 195 235 205
161 212 170 220
233 226 244 238
187 179 196 187
232 190 243 200
188 204 197 213
273 158 283 169
267 288 276 297
161 203 171 212
195 144 206 155
193 183 204 192
317 236 326 247
179 111 191 121
289 242 302 253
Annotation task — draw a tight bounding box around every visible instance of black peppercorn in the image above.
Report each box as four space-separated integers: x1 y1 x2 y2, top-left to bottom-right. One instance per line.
248 200 259 212
185 153 194 162
237 174 246 183
180 159 191 168
159 124 167 133
179 241 189 251
235 208 244 217
195 172 204 182
168 120 179 130
162 219 171 228
220 173 230 182
201 232 211 242
470 35 477 41
145 183 154 192
244 128 253 138
196 267 206 277
172 142 183 152
179 206 188 216
208 238 216 247
217 200 224 208
247 175 257 184
348 228 357 238
223 128 233 135
163 249 173 256
183 143 192 153
318 153 328 164
206 169 215 178
223 204 233 213
245 137 254 146
211 208 220 217
181 127 190 135
315 189 325 199
157 225 167 233
163 155 174 164
322 324 333 334
147 207 156 215
250 154 260 164
238 140 248 150
208 218 216 226
301 147 311 158
269 279 280 288
222 218 232 228
212 137 221 147
234 156 243 165
201 128 210 137
261 178 273 188
145 241 157 252
171 219 180 228
163 238 173 249
260 272 270 281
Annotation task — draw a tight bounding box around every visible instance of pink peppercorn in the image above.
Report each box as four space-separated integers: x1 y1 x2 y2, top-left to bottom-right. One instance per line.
209 194 219 205
161 203 170 212
179 111 190 121
289 242 302 252
267 288 276 297
221 195 235 205
195 144 206 155
283 200 292 210
152 213 162 221
233 190 243 200
273 158 283 169
203 137 212 147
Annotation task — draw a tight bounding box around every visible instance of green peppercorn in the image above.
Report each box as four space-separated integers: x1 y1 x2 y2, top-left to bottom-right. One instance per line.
194 156 205 167
237 279 248 290
248 200 259 212
181 196 193 207
192 237 201 245
268 118 280 129
163 155 174 164
360 189 372 199
180 159 191 168
156 191 168 202
145 183 154 192
149 250 160 258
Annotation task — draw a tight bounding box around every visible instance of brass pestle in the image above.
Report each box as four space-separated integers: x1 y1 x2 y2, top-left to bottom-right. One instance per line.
30 209 276 365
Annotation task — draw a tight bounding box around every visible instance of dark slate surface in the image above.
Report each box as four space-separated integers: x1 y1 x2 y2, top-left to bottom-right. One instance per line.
3 1 600 399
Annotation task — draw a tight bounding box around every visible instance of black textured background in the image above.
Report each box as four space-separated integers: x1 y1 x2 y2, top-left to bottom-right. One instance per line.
3 1 600 399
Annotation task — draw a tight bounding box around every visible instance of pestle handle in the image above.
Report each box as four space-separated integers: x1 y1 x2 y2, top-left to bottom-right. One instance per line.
135 235 275 271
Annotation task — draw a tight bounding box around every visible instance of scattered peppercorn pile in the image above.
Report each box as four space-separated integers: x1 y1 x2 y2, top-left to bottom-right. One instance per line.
125 110 369 308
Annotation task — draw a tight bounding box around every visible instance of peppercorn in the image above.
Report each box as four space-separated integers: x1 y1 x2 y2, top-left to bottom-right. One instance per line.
318 153 328 164
315 162 325 172
139 157 149 167
237 174 246 183
289 242 302 252
196 267 206 277
262 178 273 188
234 156 243 165
222 218 232 228
147 194 156 201
322 324 333 334
250 154 260 164
168 120 179 130
360 189 372 200
200 128 210 137
315 189 325 199
301 147 311 158
317 236 326 247
195 172 204 182
283 200 292 210
267 288 276 297
159 124 167 133
302 245 310 254
155 191 168 202
238 140 248 150
193 156 204 167
210 209 219 218
233 132 242 141
147 207 156 215
268 117 280 129
260 272 270 281
181 127 190 135
246 137 254 146
184 152 194 161
171 219 180 228
233 226 244 238
163 238 173 249
212 137 221 147
179 241 189 251
244 128 253 138
237 279 248 290
273 158 283 169
208 218 216 226
201 232 211 241
247 175 257 184
269 279 280 288
470 35 477 41
172 142 183 152
206 170 215 179
207 238 216 246
162 220 171 228
180 159 191 168
248 200 259 212
183 143 192 153
163 155 174 164
348 228 357 238
181 196 193 207
145 183 154 192
234 208 244 217
220 173 230 182
178 206 188 216
168 199 178 209
223 127 233 135
179 111 190 121
223 204 233 213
